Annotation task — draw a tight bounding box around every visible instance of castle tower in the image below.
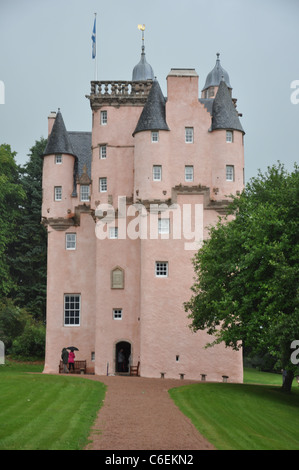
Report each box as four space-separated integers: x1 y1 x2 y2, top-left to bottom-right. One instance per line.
42 42 244 382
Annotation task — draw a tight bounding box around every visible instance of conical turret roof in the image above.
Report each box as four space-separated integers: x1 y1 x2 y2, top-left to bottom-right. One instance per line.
133 80 169 136
202 53 232 91
43 110 76 157
211 80 244 133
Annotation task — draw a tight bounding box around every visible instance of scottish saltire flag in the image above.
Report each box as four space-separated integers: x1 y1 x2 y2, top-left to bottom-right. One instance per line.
92 17 96 59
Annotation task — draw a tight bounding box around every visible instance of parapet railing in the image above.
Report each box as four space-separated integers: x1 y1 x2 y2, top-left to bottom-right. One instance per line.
90 80 153 97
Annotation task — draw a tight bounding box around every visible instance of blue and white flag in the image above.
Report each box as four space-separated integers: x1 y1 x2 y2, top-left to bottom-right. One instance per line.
92 16 96 59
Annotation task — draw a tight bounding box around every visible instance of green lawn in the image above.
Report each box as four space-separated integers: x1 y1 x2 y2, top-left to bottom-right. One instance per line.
169 368 299 450
0 361 106 450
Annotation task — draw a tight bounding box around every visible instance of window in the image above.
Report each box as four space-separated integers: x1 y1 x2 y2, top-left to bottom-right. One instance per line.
185 165 194 182
66 233 76 250
100 145 107 159
158 218 170 234
99 177 107 192
155 261 168 277
54 186 62 201
226 165 234 181
151 131 159 142
100 110 107 125
113 308 123 320
55 154 62 164
226 130 233 143
80 185 90 201
153 165 162 181
185 127 194 143
64 294 80 326
109 227 118 239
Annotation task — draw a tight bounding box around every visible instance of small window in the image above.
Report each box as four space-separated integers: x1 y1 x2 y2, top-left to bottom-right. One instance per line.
99 177 107 192
153 165 162 181
113 308 123 320
64 294 80 326
155 261 168 277
55 154 62 164
151 131 159 143
226 131 233 143
66 233 76 250
100 110 107 125
109 227 118 239
185 165 194 182
54 186 62 201
226 165 234 181
91 351 95 361
80 185 90 201
158 218 170 234
185 127 194 143
100 145 107 159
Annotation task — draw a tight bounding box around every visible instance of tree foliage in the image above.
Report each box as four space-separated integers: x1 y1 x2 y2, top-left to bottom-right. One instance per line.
185 163 299 391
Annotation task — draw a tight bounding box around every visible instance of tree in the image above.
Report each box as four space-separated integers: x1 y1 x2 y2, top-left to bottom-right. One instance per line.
8 138 47 321
185 163 299 392
0 144 26 296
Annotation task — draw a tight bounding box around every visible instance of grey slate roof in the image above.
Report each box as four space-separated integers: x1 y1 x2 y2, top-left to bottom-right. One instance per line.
202 53 232 91
133 80 169 136
132 47 155 81
43 110 76 157
211 80 244 133
68 132 92 178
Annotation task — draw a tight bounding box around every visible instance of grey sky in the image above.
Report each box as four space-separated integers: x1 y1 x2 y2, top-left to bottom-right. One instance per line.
0 0 298 181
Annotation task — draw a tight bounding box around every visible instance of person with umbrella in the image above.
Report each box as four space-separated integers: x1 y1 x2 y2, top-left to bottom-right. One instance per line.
61 348 69 373
67 346 78 373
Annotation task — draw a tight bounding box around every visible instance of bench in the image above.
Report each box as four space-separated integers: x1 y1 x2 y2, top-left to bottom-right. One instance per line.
59 360 87 374
130 361 140 376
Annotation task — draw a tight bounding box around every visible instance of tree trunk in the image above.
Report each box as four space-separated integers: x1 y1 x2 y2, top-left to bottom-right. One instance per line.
281 370 294 392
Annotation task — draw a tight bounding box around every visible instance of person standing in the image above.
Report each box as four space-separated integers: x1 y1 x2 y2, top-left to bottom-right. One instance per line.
61 348 69 373
68 349 75 372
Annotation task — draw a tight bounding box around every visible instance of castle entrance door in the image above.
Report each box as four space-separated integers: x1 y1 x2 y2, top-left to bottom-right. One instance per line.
115 341 131 374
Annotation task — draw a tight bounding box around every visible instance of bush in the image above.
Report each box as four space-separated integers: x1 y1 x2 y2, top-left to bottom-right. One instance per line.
11 320 45 359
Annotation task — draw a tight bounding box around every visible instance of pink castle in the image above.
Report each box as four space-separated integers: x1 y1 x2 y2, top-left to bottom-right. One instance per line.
42 44 244 382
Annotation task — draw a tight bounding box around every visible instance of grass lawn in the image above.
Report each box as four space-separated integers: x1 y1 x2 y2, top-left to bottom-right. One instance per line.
0 361 106 450
169 368 299 450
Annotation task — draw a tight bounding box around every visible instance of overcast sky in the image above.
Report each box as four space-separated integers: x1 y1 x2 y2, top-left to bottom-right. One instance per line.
0 0 298 181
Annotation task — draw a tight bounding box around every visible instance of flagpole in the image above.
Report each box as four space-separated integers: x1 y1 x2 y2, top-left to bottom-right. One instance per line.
95 13 97 81
92 13 98 81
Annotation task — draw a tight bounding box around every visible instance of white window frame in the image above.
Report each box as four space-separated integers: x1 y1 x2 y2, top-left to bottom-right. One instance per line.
113 308 123 320
54 186 62 201
99 177 107 192
158 218 170 234
55 154 62 164
64 294 81 326
226 165 235 181
185 165 194 182
100 110 107 125
226 130 233 143
80 185 90 202
66 233 76 250
153 165 162 181
155 261 168 278
185 127 194 143
151 131 159 143
100 145 107 159
109 227 118 239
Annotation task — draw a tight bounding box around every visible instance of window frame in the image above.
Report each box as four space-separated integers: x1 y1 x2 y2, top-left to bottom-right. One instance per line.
155 261 168 278
109 227 118 239
226 130 233 143
65 233 76 250
99 177 107 192
113 308 123 320
55 154 62 164
100 110 107 125
226 165 235 181
64 294 81 326
151 131 159 143
185 127 194 143
54 186 62 201
158 218 170 235
100 145 107 159
153 165 162 181
185 165 194 182
80 184 90 202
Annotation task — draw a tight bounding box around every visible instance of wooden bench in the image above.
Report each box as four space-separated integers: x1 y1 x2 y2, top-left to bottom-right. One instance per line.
130 361 140 376
59 360 87 374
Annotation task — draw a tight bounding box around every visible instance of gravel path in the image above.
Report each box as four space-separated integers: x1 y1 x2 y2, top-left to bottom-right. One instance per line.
84 375 215 451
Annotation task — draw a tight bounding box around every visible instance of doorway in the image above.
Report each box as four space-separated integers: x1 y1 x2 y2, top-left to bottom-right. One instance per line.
115 341 131 374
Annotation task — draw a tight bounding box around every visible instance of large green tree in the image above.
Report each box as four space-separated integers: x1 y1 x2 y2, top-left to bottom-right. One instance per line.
0 144 26 296
8 138 47 321
185 163 299 392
